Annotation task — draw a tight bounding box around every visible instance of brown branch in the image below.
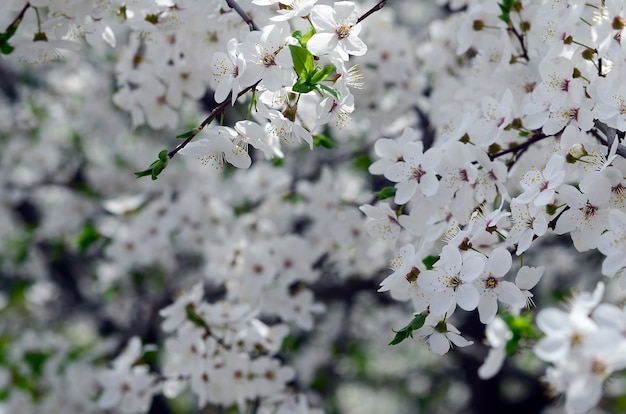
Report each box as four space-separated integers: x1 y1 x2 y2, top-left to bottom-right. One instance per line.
168 81 261 159
225 0 260 31
508 25 529 61
2 2 30 37
357 0 387 24
488 133 551 161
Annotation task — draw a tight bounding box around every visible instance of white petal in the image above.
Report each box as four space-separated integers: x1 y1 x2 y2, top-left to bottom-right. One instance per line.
429 332 451 355
456 283 479 311
478 348 506 379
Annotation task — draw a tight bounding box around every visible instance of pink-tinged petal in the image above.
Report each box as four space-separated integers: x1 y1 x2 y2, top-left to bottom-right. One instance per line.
478 292 498 324
456 283 479 311
307 33 337 56
429 333 451 355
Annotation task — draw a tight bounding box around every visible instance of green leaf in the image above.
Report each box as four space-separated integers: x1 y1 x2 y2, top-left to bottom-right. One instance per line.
135 150 169 180
313 134 336 149
186 304 210 330
0 16 21 55
289 45 315 79
0 41 14 55
158 149 169 161
374 186 396 201
300 27 316 47
310 65 336 84
352 153 372 172
498 0 514 23
389 313 428 345
422 255 440 270
292 30 303 44
75 222 102 254
315 84 341 101
176 129 197 139
293 78 316 94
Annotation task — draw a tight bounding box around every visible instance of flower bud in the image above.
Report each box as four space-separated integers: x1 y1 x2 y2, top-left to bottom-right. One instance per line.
473 20 485 31
568 143 587 159
613 16 626 30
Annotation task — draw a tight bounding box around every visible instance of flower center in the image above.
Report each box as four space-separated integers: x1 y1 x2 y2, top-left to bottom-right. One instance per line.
262 53 275 67
484 275 498 289
336 25 351 39
582 202 598 219
448 275 462 289
405 267 421 283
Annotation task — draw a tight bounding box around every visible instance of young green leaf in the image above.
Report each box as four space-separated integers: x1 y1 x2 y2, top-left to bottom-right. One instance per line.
289 45 315 79
300 27 316 47
310 65 336 84
293 78 316 94
135 150 169 180
374 186 397 201
316 84 342 101
176 129 198 139
389 313 428 345
313 134 336 149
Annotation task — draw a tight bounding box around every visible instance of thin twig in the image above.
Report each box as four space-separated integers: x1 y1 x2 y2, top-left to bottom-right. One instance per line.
508 25 529 61
357 0 387 24
225 0 260 31
168 81 261 159
3 2 30 34
488 133 551 160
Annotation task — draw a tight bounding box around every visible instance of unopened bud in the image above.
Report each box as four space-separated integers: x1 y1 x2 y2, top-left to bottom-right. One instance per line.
568 143 587 159
545 204 558 216
488 143 502 155
572 67 582 78
473 20 485 31
613 16 626 30
563 35 574 45
582 48 595 60
521 21 531 32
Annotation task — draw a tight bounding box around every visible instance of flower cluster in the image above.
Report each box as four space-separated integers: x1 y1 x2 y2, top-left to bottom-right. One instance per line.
3 0 626 413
